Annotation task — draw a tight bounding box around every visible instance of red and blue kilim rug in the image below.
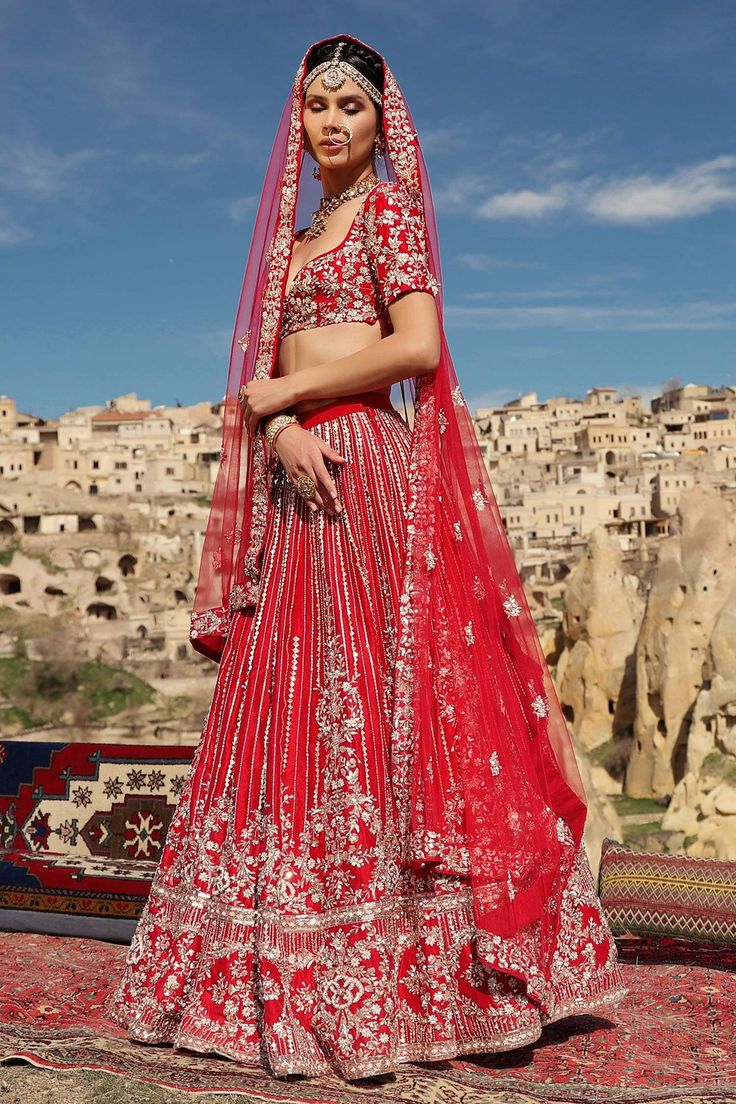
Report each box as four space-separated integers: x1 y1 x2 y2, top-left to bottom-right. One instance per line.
0 740 195 941
0 930 733 1101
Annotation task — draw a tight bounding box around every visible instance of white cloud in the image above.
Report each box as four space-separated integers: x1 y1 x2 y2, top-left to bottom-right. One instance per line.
466 385 522 411
463 286 624 302
134 151 211 170
432 173 491 213
417 126 470 155
650 10 736 60
0 138 115 248
492 128 612 184
457 253 542 271
0 140 112 199
479 186 570 219
226 195 259 224
64 1 256 155
463 155 736 224
445 298 736 331
0 202 31 246
586 155 736 223
193 326 234 358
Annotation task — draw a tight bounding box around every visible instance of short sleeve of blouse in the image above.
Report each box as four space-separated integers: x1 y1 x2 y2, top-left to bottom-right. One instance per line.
363 183 440 308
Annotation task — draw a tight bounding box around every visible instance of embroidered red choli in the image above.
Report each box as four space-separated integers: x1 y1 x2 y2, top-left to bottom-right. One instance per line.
279 180 440 343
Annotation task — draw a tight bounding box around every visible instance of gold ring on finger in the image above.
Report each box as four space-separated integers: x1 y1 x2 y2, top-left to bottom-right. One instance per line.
295 475 316 501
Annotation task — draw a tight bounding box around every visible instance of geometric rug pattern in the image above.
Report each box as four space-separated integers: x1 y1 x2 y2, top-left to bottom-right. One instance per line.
0 931 733 1102
598 836 736 945
0 740 195 939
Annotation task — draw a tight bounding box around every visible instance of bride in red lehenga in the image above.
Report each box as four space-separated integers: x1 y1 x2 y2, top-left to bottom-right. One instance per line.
105 33 628 1080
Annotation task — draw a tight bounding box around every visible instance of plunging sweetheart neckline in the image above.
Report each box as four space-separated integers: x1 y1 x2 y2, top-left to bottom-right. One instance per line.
284 181 382 300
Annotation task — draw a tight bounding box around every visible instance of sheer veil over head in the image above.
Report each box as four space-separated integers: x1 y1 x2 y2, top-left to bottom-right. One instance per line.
190 32 589 1011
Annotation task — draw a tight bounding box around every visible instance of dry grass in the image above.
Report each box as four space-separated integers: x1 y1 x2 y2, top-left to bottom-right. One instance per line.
0 1065 267 1103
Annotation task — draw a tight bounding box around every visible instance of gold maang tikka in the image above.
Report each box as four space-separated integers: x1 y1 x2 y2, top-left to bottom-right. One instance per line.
306 41 383 107
303 44 384 240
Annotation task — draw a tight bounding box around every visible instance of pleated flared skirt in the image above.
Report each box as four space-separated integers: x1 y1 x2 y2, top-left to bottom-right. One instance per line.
105 396 627 1079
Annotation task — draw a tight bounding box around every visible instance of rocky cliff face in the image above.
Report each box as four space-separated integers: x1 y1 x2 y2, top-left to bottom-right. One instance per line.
660 564 736 858
628 487 733 800
558 527 644 753
557 486 736 858
0 493 215 742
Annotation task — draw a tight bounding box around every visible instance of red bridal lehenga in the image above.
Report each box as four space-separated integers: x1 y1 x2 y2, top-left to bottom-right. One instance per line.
105 33 629 1080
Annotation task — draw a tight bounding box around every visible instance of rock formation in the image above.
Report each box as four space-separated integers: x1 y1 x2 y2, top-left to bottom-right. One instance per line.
558 526 644 752
661 566 736 858
553 487 736 856
627 487 734 799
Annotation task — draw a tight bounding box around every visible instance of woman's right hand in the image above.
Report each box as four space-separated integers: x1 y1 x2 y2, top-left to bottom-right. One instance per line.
273 424 347 516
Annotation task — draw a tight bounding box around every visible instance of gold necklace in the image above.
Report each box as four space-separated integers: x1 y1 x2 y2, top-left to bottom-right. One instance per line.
304 173 379 240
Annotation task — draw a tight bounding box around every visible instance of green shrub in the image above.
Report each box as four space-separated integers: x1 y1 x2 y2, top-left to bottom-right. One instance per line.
0 655 156 726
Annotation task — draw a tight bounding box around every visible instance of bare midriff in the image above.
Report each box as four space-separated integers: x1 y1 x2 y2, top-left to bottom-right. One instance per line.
275 192 391 417
277 320 389 416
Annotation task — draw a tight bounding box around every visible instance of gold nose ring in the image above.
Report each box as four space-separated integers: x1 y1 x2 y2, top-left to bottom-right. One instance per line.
324 123 352 147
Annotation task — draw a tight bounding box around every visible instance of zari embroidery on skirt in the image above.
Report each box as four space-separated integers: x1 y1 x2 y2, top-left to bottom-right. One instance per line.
105 405 628 1079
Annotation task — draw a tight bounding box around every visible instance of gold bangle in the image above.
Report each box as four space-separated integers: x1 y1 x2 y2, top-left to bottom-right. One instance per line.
272 421 298 453
263 410 294 433
265 413 298 452
262 414 281 437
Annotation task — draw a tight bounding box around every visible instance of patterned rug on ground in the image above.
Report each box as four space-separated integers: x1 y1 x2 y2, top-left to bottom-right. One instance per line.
0 931 733 1103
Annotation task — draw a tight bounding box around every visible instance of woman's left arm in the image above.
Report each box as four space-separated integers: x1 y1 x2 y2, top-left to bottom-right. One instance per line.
296 182 443 399
240 183 441 431
291 291 441 403
239 293 440 433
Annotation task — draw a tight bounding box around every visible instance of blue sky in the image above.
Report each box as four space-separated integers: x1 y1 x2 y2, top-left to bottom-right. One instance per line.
1 0 734 419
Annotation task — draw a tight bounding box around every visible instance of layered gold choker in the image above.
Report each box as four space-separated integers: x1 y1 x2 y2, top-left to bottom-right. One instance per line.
304 172 379 240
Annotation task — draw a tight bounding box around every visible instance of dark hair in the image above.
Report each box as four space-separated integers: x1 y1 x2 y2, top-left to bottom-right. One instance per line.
304 37 384 128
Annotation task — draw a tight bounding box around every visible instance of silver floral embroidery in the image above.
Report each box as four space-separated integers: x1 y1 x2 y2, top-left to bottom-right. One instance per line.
424 547 436 570
236 58 438 639
166 53 631 1080
439 699 456 726
452 521 463 542
530 694 549 719
489 750 501 776
324 975 366 1010
472 488 487 512
451 385 464 407
237 329 251 353
472 576 485 600
464 621 474 646
228 584 250 612
507 871 517 901
190 608 228 640
275 867 298 906
503 594 522 618
438 409 448 435
281 181 438 342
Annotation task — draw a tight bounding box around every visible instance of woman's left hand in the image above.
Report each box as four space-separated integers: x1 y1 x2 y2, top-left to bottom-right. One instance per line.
238 377 299 436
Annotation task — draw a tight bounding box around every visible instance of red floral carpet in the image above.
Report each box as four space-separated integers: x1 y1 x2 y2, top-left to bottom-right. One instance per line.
0 931 733 1102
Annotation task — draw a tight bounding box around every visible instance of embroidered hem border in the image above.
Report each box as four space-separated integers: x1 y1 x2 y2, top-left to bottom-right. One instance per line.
111 987 629 1081
105 881 628 1080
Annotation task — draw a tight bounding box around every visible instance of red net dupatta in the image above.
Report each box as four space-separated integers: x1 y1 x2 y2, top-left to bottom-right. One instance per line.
190 33 589 1012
